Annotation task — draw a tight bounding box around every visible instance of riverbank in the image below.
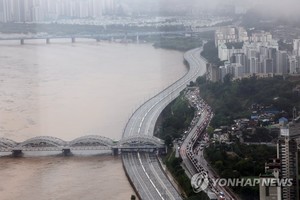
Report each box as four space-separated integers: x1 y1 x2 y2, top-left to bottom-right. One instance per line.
150 31 214 52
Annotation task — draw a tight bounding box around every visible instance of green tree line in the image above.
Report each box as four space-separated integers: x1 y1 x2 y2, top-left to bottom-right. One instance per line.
156 93 194 144
205 143 277 200
196 75 300 128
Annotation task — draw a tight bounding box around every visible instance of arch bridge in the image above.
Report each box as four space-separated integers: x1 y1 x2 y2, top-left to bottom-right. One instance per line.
16 136 67 151
69 135 115 150
0 135 165 156
118 135 164 147
118 135 166 154
0 138 18 152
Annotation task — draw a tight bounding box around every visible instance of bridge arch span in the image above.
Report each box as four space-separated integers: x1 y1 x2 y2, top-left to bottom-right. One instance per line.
69 135 115 148
17 136 67 148
119 135 164 148
0 138 18 151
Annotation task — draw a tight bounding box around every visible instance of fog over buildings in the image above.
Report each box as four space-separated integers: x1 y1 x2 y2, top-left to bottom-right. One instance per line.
1 0 300 23
239 0 300 20
119 0 300 18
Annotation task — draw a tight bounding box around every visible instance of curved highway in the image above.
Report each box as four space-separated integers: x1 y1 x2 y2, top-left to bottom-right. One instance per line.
122 48 207 200
123 47 206 138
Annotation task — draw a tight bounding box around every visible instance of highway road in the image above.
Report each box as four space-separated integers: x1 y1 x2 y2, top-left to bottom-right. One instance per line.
180 108 209 177
122 48 206 138
179 89 239 200
122 48 206 200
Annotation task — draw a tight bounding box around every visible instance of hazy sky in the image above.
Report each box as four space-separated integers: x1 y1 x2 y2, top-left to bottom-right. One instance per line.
119 0 300 18
253 0 300 19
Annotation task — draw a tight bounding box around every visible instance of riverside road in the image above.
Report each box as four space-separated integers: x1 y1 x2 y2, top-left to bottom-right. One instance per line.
122 48 206 200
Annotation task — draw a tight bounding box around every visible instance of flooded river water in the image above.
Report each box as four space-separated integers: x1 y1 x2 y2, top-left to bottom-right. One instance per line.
0 41 187 199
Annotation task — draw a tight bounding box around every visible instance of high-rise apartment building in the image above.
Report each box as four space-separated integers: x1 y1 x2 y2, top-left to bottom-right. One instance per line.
288 55 300 74
231 53 246 67
215 26 249 47
206 63 220 82
293 39 300 57
249 57 259 74
0 0 7 22
276 51 289 75
250 31 273 43
0 0 114 22
261 122 299 200
215 27 236 47
215 29 300 81
259 158 282 200
264 58 273 73
0 0 8 22
277 127 299 200
219 65 227 82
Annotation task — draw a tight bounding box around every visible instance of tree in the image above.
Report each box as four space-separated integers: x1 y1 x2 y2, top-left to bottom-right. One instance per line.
223 73 233 85
165 134 173 147
215 160 224 171
196 75 206 85
189 81 196 87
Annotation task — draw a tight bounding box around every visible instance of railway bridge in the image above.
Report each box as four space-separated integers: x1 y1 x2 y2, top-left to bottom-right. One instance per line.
0 135 165 156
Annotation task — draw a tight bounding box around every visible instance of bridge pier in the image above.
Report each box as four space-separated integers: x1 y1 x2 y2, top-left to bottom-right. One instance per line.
20 39 24 45
71 37 76 43
112 148 119 156
12 149 23 157
62 148 71 156
46 38 50 44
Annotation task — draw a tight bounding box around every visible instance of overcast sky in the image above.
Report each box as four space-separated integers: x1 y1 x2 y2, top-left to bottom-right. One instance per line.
252 0 300 19
118 0 300 18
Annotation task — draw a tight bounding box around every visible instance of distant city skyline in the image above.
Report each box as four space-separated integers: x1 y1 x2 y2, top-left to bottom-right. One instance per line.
0 0 250 23
0 0 115 23
1 0 300 23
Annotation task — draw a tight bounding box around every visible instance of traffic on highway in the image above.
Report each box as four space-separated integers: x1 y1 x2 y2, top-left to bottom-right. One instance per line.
179 87 239 200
